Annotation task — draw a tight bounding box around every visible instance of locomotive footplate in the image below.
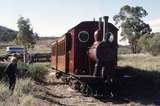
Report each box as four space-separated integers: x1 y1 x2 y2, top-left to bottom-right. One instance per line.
73 75 104 83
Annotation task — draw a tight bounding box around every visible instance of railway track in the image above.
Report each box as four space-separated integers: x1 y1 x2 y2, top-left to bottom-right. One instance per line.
52 69 129 101
45 68 130 105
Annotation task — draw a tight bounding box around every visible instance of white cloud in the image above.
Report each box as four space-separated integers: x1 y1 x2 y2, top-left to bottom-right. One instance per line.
148 19 160 32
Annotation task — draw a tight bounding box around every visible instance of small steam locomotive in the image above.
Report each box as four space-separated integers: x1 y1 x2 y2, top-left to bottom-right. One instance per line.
51 16 118 96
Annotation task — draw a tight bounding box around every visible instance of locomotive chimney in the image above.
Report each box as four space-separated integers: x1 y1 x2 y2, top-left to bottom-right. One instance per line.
103 16 109 41
98 17 102 30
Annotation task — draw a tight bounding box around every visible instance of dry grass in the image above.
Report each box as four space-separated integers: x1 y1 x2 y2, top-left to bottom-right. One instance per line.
0 78 36 106
0 62 49 106
117 53 160 106
118 53 160 71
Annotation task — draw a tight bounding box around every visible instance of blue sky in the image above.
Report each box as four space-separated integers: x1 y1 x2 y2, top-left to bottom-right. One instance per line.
0 0 160 39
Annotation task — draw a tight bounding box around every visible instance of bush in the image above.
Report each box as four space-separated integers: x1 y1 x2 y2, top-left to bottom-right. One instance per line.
17 62 30 78
28 64 48 82
138 33 160 56
148 35 160 56
16 62 48 82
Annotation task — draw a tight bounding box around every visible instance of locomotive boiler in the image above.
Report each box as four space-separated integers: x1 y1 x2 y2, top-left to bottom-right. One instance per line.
50 16 118 96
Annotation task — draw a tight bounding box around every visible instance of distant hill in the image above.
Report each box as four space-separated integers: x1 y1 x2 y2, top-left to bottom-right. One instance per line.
0 26 17 42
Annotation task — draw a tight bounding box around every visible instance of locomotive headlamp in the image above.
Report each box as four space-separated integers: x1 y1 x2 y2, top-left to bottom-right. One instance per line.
78 31 89 43
105 32 114 43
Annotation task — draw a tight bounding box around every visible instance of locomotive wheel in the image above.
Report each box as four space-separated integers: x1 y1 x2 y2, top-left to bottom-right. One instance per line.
55 72 62 79
80 82 92 97
85 84 93 96
69 79 80 90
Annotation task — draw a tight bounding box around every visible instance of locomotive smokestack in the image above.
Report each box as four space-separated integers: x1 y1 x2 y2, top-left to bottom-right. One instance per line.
98 17 102 30
93 17 95 22
103 16 109 41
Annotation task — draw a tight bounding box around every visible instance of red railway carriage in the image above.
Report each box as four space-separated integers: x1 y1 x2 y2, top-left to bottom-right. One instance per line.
51 17 118 77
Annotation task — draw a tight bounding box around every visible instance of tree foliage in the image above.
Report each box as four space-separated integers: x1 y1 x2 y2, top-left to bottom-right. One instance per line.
113 5 152 53
16 17 38 49
138 33 160 56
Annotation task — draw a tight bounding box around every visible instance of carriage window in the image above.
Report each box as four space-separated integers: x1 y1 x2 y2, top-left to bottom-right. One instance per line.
78 31 89 43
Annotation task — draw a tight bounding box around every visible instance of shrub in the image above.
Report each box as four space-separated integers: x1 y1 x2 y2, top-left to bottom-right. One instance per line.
17 62 30 78
28 63 48 82
138 33 160 56
148 35 160 56
16 62 48 82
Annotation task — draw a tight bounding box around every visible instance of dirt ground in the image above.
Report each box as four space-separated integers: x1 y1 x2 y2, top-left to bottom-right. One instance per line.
30 69 132 106
29 65 160 106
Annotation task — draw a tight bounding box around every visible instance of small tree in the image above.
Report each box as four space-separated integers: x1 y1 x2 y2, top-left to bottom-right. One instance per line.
17 16 35 50
17 16 38 62
113 5 152 53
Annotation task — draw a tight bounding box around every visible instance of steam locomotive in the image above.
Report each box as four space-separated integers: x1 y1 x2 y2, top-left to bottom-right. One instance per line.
51 16 118 96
